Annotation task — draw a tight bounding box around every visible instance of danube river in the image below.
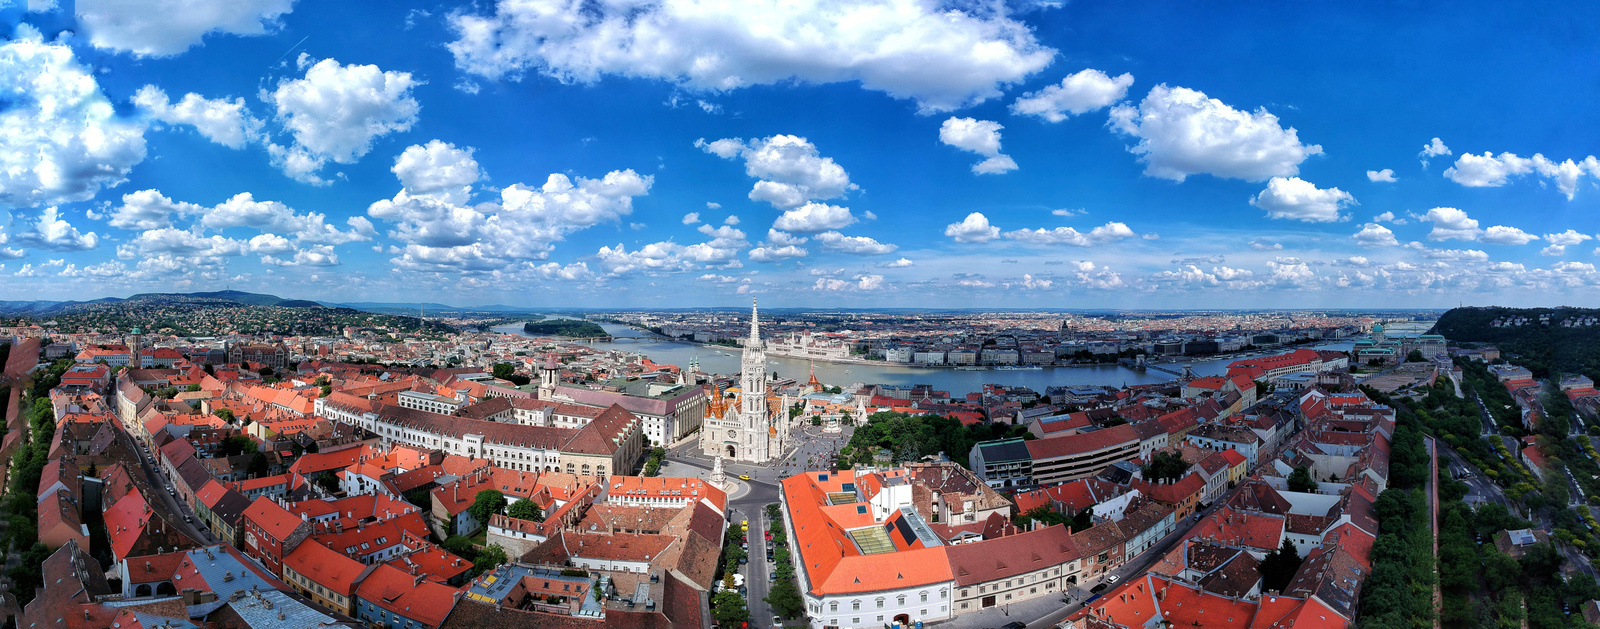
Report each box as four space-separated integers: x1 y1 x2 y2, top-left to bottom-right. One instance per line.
492 321 1372 393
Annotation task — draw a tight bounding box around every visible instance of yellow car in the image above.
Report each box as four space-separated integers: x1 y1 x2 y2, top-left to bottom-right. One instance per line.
739 474 751 480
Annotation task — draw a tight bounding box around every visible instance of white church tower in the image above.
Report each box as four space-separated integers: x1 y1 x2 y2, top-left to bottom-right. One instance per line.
701 299 786 463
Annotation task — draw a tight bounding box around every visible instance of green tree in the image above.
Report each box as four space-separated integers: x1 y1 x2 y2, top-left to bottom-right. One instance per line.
469 489 507 529
765 578 805 619
314 471 339 494
477 544 508 571
1258 537 1302 592
247 452 269 478
220 435 258 456
1288 465 1317 493
1143 451 1189 483
1407 349 1426 362
507 500 544 522
712 590 748 626
214 408 235 423
319 385 332 398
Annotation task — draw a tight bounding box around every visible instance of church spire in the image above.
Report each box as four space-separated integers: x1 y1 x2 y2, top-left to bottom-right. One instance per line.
748 298 762 347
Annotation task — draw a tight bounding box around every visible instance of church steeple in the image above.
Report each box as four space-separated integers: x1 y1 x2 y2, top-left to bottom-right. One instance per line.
747 299 762 347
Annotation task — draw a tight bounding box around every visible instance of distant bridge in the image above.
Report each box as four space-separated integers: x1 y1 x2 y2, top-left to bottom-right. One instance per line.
564 335 668 343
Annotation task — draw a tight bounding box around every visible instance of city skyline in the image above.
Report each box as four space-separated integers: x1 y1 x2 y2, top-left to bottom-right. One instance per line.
3 1 1600 308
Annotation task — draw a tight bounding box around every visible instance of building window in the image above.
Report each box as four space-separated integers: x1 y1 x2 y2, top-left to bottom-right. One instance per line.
852 601 860 611
920 592 927 603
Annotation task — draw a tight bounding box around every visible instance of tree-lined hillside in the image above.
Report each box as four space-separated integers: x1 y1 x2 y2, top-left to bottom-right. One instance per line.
1432 307 1600 380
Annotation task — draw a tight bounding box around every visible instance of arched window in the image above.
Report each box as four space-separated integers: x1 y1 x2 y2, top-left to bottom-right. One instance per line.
876 598 885 608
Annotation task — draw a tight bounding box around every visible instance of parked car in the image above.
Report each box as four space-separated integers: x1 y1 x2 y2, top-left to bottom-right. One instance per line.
1106 575 1120 584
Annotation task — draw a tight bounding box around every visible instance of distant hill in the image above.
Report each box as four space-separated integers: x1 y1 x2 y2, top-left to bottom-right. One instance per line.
0 290 324 317
128 290 323 308
331 302 550 315
1432 306 1600 380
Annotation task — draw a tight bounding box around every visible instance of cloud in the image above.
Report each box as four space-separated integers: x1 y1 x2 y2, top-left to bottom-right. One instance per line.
108 189 202 230
878 257 914 268
1479 225 1539 246
697 135 856 208
813 273 885 291
1004 221 1137 247
1372 211 1397 223
748 245 808 262
267 57 421 184
13 207 100 251
1011 68 1133 122
1051 208 1086 217
815 231 897 255
531 261 596 281
1108 84 1321 182
124 227 247 258
772 203 857 233
1351 223 1398 247
723 215 740 225
133 85 265 149
1248 238 1282 251
391 140 482 202
1250 177 1355 222
0 28 148 209
1421 207 1482 241
1444 151 1600 199
945 212 1000 243
369 143 653 272
682 212 701 225
705 202 721 210
939 117 1017 175
595 229 747 276
1266 257 1317 288
447 0 1055 113
1418 137 1451 167
1539 229 1593 256
75 0 295 57
1366 168 1397 182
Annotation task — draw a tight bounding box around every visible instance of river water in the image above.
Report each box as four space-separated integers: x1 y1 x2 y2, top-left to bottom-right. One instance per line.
492 320 1375 393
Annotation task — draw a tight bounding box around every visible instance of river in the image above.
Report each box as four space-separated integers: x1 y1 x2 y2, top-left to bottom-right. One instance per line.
490 320 1384 394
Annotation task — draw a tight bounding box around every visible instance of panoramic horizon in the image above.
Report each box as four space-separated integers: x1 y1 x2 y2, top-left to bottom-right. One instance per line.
3 2 1599 309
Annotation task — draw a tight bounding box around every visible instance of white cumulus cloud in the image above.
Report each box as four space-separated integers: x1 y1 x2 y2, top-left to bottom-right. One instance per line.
772 203 857 233
1366 168 1396 182
1418 137 1451 167
76 0 296 57
1479 225 1539 246
1108 84 1321 182
1444 151 1600 199
133 85 265 149
1004 221 1137 247
1250 177 1355 223
697 135 856 208
815 231 897 255
1351 223 1398 248
1421 207 1482 241
0 28 148 209
447 0 1055 113
944 212 1000 243
1010 69 1133 122
268 57 421 184
939 117 1017 175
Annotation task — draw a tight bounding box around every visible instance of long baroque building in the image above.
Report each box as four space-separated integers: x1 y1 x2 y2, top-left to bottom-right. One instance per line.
316 392 644 479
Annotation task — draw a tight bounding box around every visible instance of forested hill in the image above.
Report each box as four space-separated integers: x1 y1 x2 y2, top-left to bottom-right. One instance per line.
1432 306 1600 379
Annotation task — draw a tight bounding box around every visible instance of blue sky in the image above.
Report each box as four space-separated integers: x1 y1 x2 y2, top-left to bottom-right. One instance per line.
2 0 1599 308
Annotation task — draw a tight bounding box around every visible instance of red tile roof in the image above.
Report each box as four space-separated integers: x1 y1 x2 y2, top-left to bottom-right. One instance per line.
355 563 459 628
283 540 368 597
